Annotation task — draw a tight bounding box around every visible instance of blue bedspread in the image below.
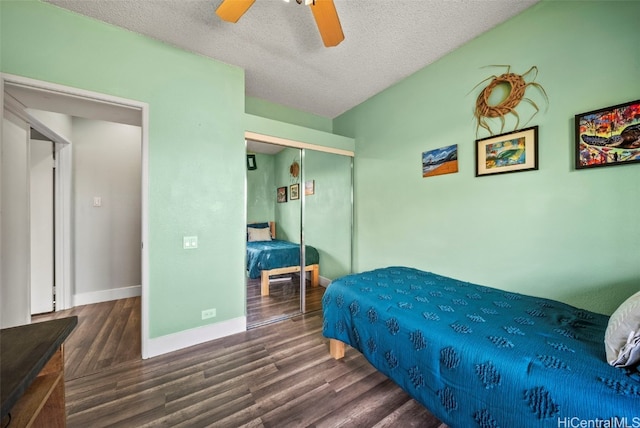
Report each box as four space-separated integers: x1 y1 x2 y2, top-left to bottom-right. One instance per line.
246 239 320 279
322 267 640 428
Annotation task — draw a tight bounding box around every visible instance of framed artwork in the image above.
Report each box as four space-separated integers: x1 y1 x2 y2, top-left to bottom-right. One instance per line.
277 186 287 203
476 126 538 177
290 183 300 200
422 144 458 178
575 99 640 169
305 180 315 195
246 154 257 170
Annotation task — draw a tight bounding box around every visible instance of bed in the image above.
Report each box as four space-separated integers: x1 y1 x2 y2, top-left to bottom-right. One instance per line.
322 266 640 428
247 222 320 296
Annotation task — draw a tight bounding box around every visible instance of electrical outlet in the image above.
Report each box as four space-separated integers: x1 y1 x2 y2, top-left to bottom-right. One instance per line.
183 236 198 249
201 308 216 320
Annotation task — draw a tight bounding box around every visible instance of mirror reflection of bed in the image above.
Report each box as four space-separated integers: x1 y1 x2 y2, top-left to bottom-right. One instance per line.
245 139 353 328
246 221 322 326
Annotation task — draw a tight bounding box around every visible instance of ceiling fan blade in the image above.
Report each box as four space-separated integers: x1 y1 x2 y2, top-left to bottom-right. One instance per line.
216 0 256 23
309 0 344 47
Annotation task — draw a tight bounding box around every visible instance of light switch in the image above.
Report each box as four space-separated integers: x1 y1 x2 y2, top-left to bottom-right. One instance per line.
183 236 198 249
93 196 102 207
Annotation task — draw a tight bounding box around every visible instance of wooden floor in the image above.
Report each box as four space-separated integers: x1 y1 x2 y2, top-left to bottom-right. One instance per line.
246 275 325 327
35 298 446 427
34 297 141 379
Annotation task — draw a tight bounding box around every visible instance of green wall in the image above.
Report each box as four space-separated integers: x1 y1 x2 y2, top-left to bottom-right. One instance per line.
274 148 302 242
304 150 352 280
245 113 354 153
246 151 304 236
246 97 333 133
246 153 275 224
1 1 247 338
334 1 640 315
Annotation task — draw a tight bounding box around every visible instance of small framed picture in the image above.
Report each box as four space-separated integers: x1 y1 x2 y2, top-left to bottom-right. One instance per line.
422 144 458 178
290 183 300 200
246 154 257 170
575 99 640 169
277 186 287 203
476 126 538 177
305 180 315 195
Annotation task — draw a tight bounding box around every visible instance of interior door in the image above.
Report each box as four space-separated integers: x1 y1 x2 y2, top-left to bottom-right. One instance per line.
245 142 303 327
301 149 353 313
1 112 31 327
245 140 353 325
30 136 55 314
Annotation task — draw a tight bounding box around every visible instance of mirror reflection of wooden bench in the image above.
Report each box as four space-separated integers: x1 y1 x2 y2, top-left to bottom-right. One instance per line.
261 264 320 296
1 316 77 428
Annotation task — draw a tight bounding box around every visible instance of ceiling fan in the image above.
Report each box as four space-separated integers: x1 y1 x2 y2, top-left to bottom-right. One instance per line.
215 0 344 47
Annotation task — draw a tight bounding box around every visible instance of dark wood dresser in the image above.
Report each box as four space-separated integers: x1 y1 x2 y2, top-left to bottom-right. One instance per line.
1 316 77 427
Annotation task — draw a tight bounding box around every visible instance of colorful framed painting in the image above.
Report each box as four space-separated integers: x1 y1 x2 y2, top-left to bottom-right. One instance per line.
246 153 257 170
277 186 287 203
290 183 300 200
305 180 315 195
476 126 538 177
575 100 640 169
422 144 458 178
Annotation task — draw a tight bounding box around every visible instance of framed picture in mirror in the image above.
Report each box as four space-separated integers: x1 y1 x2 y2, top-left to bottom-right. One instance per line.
247 154 257 170
277 186 287 203
305 180 315 195
290 183 299 200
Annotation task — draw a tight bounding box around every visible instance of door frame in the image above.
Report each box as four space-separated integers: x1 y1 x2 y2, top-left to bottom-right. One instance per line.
1 73 150 357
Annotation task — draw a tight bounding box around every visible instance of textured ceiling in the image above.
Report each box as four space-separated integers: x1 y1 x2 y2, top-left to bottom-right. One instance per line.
44 0 539 119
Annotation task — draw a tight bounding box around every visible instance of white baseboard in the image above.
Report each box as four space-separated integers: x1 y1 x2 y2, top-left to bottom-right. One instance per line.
319 276 331 287
73 285 141 307
143 316 247 359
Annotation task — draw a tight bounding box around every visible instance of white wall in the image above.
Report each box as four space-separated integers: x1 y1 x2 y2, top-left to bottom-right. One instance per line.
27 109 73 142
72 118 141 302
1 112 31 327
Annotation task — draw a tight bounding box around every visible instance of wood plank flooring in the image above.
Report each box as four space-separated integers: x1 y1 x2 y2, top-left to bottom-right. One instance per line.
33 297 141 379
35 299 447 427
246 276 325 327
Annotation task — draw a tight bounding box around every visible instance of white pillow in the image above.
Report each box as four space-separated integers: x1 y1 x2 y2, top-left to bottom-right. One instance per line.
247 227 272 242
604 290 640 366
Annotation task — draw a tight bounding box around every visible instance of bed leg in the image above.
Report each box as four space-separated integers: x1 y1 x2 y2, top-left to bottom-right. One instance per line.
311 264 319 287
261 271 270 296
329 339 345 359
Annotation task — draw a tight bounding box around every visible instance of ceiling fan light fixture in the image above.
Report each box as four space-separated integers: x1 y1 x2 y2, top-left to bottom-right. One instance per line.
216 0 344 47
310 0 344 47
216 0 256 23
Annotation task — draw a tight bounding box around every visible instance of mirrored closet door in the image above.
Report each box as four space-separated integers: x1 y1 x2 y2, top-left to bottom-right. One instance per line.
300 149 352 313
245 139 352 328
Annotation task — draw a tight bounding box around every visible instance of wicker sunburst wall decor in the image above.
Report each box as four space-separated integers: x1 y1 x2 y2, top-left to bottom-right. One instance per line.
289 160 300 181
472 65 548 137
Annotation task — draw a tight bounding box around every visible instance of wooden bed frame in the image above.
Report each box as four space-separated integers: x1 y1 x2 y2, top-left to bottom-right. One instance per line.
259 222 320 296
329 339 345 359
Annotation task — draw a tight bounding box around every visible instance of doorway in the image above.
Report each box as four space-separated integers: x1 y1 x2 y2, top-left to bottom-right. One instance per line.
1 73 151 357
